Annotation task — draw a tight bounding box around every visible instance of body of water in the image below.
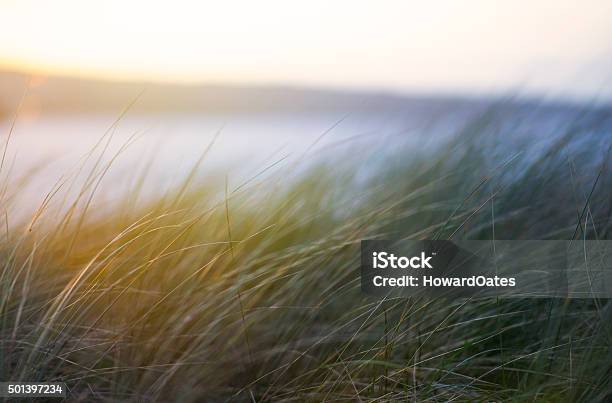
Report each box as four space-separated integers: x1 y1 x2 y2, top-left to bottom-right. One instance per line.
2 102 601 222
2 110 442 220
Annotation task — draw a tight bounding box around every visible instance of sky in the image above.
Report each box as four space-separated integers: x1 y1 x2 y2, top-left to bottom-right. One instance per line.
1 0 611 99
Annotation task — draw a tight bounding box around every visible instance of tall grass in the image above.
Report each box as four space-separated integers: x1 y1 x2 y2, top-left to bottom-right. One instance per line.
1 102 611 401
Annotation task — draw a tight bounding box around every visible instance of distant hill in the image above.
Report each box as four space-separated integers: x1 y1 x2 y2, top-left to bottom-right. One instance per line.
0 70 491 119
1 69 603 122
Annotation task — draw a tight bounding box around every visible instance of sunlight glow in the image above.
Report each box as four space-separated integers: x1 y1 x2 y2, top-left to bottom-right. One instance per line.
1 0 611 97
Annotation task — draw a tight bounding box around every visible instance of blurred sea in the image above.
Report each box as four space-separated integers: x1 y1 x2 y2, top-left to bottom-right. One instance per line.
2 100 610 222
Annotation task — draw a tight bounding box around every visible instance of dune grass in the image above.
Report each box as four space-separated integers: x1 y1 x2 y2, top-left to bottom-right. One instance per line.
1 103 612 401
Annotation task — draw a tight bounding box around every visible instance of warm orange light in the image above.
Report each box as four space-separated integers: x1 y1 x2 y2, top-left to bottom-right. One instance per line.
0 0 611 97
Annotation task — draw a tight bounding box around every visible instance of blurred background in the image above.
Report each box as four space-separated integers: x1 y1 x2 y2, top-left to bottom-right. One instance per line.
0 0 611 215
